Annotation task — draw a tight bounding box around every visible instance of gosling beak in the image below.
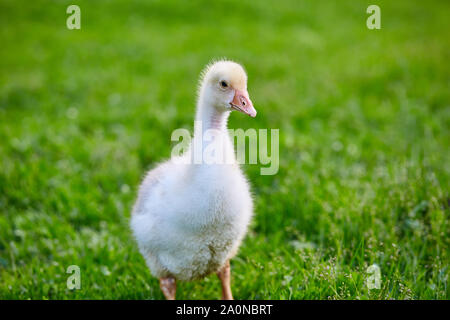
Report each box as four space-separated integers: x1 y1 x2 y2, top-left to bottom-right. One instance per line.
230 89 257 117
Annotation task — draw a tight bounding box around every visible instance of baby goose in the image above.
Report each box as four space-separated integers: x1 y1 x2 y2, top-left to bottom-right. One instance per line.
131 60 257 300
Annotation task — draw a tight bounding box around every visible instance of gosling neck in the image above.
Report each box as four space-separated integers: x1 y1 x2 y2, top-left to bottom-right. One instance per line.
190 96 235 166
194 99 230 137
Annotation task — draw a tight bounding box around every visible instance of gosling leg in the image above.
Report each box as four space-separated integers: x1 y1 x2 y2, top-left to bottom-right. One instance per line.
159 277 176 300
217 260 233 300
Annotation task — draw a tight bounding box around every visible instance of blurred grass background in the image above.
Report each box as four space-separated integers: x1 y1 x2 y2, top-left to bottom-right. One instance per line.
0 0 449 299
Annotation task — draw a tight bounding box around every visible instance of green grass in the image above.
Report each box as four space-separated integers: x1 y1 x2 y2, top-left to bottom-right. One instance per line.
0 0 449 299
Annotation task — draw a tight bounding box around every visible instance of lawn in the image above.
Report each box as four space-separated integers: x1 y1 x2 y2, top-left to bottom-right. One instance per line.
0 0 449 299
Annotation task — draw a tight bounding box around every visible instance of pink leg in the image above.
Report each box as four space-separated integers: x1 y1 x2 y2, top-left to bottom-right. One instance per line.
217 260 233 300
159 277 176 300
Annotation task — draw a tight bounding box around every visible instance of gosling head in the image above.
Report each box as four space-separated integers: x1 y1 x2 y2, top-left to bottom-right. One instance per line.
199 60 257 117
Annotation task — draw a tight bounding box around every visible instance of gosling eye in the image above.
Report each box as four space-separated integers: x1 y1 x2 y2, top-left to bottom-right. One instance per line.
220 80 228 88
